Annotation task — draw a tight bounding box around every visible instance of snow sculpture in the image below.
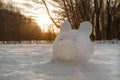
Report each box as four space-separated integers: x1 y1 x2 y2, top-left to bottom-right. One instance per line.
52 21 94 62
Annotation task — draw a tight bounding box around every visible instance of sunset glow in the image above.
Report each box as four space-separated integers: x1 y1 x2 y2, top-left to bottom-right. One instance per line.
2 0 58 32
35 14 52 32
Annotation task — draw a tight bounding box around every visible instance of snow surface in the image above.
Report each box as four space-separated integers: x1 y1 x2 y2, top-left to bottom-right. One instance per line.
0 43 120 80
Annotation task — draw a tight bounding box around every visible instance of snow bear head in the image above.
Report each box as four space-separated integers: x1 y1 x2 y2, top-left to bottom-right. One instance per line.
52 21 94 62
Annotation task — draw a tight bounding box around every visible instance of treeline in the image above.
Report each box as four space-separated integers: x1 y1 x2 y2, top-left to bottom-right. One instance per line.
1 0 120 43
44 0 120 40
0 1 56 43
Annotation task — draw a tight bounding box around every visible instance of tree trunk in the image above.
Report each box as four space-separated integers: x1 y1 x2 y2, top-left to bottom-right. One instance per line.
106 14 112 40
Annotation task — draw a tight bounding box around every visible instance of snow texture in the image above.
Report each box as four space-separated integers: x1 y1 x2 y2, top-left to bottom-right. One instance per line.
0 43 120 80
52 21 94 62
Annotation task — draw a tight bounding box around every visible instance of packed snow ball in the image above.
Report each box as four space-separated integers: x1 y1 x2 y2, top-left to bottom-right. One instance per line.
52 21 94 62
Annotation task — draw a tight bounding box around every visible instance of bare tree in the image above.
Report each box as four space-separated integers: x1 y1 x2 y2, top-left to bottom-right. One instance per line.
106 0 120 40
93 0 103 40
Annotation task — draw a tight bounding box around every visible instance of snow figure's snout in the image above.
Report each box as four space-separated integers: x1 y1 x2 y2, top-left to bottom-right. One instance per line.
58 40 76 61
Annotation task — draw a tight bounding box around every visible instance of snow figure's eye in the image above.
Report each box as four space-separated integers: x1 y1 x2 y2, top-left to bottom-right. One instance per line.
73 38 76 41
60 39 63 41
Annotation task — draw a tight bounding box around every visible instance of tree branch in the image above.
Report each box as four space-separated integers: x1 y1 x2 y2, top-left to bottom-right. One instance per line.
42 0 59 28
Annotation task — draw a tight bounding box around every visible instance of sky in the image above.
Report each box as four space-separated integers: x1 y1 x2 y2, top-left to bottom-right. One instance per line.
2 0 59 32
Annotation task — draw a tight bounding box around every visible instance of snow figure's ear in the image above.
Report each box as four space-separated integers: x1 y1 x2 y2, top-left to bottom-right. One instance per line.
79 21 92 35
60 21 71 32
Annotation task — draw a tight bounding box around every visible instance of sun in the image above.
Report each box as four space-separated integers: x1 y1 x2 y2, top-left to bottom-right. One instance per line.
35 14 52 32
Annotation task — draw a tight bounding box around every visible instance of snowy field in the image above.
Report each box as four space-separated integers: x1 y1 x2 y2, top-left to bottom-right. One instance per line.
0 43 120 80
